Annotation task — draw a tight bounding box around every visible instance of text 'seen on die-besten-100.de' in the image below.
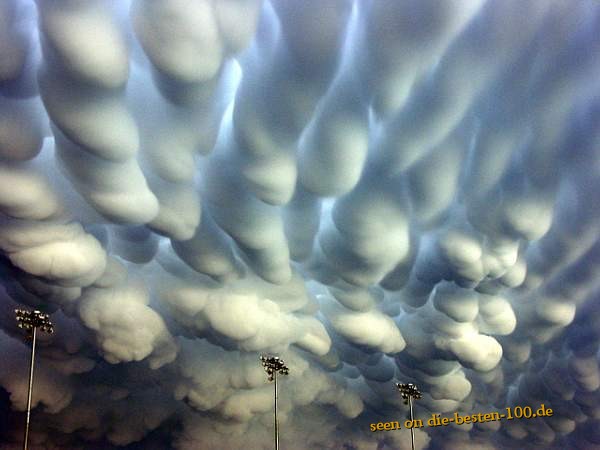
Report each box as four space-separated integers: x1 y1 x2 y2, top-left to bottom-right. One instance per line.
370 404 554 432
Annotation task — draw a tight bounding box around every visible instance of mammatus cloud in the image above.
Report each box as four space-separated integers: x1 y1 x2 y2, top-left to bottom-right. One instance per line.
1 0 599 449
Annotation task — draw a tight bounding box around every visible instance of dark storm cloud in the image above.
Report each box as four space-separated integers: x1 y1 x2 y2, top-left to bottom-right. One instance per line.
0 0 599 449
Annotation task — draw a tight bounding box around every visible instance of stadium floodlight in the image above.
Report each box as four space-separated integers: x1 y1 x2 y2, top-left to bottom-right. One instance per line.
260 355 290 450
15 309 54 450
396 383 422 450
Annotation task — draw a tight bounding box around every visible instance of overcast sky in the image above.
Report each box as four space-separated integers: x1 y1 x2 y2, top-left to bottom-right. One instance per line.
1 0 600 449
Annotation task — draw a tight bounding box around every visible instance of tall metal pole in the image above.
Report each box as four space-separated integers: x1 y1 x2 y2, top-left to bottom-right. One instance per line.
396 383 422 450
260 355 289 450
274 369 279 450
15 310 54 450
23 326 37 450
408 395 415 450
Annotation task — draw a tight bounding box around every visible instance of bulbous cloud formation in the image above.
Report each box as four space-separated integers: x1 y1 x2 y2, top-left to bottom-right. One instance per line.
0 0 599 448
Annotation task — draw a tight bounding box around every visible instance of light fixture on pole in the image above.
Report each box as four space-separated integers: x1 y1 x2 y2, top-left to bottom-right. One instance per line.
396 382 422 450
260 355 289 450
15 309 54 450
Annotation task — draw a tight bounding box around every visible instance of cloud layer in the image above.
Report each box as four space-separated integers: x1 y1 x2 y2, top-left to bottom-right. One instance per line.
1 0 600 449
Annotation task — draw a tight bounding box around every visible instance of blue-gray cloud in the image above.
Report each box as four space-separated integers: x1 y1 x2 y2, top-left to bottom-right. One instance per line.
0 0 599 449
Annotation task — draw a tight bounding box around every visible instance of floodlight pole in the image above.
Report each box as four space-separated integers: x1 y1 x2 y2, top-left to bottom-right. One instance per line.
408 395 415 450
260 355 289 450
24 325 37 450
396 383 422 450
274 369 278 450
15 309 54 450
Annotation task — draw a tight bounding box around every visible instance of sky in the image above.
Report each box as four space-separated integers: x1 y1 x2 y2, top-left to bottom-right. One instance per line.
0 0 600 449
